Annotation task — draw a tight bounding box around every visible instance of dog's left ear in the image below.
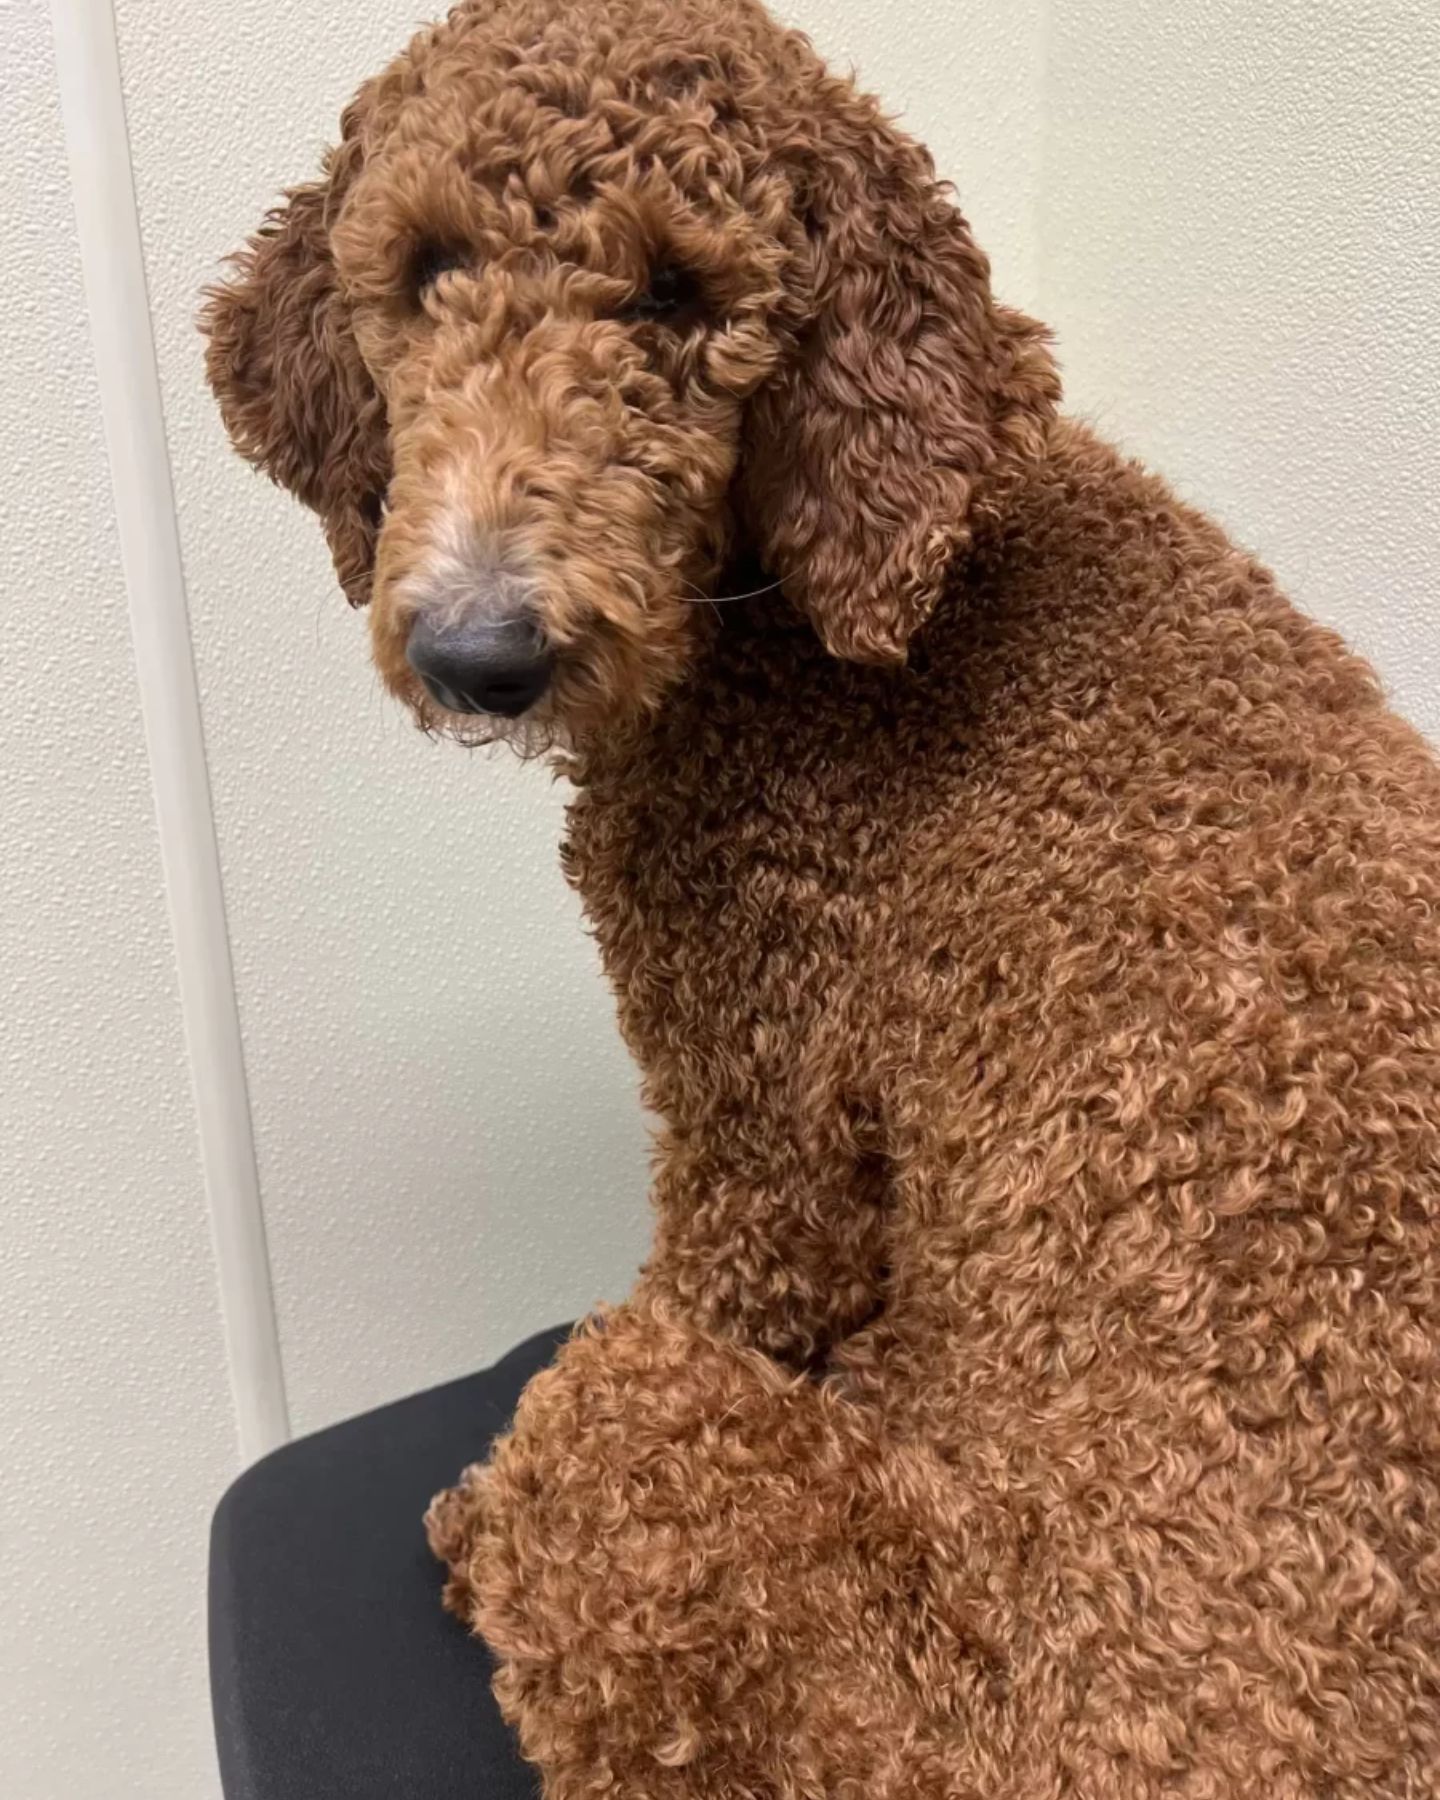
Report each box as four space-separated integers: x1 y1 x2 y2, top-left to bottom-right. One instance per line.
742 85 1060 664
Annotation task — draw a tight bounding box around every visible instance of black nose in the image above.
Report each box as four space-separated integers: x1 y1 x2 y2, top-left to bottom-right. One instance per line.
405 611 553 718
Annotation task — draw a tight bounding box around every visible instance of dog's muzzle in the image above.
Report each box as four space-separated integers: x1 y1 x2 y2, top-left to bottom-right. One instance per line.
406 609 553 718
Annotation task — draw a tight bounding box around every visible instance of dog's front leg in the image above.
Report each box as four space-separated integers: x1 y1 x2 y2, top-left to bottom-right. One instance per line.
638 1112 896 1369
427 1300 1001 1800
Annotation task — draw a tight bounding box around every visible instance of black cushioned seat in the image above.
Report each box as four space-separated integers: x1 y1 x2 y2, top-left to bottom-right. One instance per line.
209 1324 569 1798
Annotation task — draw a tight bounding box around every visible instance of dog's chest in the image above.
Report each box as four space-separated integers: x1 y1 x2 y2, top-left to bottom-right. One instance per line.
561 647 960 1060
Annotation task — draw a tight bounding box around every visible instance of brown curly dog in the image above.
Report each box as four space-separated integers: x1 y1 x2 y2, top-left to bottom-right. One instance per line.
204 1 1440 1793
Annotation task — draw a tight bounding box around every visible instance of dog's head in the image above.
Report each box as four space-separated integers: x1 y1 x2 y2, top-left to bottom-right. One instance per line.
204 0 1058 747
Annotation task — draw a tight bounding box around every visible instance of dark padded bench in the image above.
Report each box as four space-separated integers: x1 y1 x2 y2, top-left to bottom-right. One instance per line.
209 1324 569 1798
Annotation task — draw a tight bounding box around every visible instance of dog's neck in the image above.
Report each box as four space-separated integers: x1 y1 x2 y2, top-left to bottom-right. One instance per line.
565 572 974 817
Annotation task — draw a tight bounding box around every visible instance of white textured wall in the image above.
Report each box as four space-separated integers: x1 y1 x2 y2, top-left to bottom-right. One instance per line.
3 3 232 1795
9 1 1436 1795
1043 0 1440 741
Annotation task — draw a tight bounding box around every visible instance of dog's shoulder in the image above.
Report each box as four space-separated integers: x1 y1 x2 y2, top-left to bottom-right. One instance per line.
972 416 1409 745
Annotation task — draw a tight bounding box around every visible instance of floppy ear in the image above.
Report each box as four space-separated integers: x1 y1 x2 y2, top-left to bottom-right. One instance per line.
201 122 388 607
742 87 1060 664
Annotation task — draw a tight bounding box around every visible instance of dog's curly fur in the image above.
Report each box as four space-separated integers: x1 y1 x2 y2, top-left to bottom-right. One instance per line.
205 2 1440 1793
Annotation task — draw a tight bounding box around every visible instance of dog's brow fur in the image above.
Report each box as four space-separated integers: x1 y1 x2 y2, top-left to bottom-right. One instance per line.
206 1 1440 1793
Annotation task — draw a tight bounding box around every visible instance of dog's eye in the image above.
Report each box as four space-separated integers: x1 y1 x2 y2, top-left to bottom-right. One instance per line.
620 262 709 329
411 240 469 298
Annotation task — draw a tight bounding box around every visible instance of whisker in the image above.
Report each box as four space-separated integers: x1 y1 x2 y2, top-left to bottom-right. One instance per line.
677 574 788 606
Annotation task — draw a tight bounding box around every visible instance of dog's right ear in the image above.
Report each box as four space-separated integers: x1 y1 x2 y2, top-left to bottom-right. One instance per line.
201 123 389 608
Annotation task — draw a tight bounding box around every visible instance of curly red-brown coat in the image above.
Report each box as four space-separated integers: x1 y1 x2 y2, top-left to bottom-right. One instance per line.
205 3 1440 1794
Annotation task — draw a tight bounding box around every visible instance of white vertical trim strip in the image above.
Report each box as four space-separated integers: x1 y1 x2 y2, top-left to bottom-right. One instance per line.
1033 0 1056 322
49 0 290 1461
